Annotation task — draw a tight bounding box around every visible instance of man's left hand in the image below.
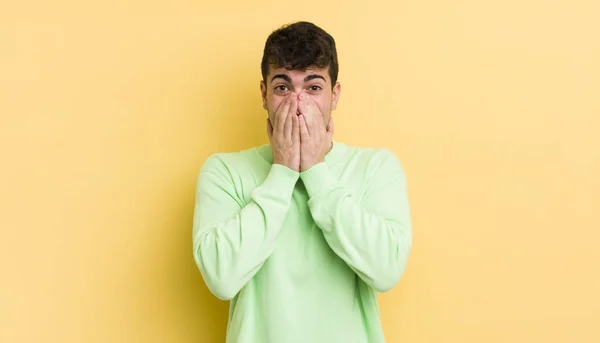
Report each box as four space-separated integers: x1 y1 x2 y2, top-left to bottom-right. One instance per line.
298 93 334 172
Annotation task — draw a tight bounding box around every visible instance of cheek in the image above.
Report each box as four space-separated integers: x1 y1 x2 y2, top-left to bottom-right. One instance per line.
314 99 331 115
266 97 281 114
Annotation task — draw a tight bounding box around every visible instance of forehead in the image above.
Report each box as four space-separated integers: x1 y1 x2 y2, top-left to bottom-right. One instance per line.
268 66 330 83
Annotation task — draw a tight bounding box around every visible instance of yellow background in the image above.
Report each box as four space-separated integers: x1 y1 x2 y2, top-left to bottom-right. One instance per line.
2 0 599 342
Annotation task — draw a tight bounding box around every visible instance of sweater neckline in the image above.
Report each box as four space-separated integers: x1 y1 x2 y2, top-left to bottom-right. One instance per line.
256 140 349 167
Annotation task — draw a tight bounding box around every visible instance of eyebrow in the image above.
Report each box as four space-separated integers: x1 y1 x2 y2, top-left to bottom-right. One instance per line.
270 73 326 84
304 74 326 82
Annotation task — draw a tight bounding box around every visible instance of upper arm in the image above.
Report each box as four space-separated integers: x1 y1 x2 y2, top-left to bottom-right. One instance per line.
193 154 243 240
362 149 412 229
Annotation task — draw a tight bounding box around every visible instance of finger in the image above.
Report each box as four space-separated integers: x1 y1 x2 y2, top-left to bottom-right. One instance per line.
302 100 314 128
285 98 296 139
273 95 289 131
311 98 326 128
274 94 290 112
278 97 292 132
298 95 309 116
326 117 334 141
299 114 310 142
291 114 300 144
290 96 298 116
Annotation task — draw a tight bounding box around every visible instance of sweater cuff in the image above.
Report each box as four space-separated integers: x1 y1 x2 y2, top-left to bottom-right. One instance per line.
260 164 300 198
299 162 338 198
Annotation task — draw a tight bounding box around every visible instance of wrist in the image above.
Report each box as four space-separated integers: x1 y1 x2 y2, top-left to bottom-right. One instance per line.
274 159 299 172
301 158 324 172
299 162 336 197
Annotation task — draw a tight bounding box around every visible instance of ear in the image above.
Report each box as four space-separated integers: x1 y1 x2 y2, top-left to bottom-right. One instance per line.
260 80 268 110
331 81 341 111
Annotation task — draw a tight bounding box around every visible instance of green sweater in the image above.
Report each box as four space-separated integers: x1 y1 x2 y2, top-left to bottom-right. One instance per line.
192 141 412 343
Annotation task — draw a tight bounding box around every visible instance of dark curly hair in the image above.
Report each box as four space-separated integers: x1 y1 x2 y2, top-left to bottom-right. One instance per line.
261 21 339 88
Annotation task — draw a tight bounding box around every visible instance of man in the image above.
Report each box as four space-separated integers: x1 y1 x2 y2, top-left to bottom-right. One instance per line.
192 21 412 343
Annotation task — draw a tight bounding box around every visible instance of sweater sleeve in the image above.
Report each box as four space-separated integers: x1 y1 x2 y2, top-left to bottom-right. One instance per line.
192 155 299 300
299 149 412 292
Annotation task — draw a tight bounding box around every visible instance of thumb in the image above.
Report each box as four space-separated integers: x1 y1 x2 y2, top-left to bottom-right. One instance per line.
326 117 334 141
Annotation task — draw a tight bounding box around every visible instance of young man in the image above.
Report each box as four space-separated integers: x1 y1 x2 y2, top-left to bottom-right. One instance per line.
192 21 412 343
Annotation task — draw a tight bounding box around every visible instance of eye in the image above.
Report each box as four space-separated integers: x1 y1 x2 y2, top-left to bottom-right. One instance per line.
275 85 289 92
309 85 323 92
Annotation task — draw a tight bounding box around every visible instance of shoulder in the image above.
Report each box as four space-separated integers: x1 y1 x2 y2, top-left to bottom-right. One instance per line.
338 144 408 197
342 143 405 175
200 145 263 176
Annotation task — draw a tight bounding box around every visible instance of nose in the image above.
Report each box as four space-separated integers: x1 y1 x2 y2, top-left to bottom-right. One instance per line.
291 92 308 101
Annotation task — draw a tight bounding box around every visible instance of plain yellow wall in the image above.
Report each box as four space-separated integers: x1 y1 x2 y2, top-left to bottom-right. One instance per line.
2 0 599 342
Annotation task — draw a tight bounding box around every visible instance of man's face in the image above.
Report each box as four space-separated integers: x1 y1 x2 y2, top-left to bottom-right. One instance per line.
260 66 341 128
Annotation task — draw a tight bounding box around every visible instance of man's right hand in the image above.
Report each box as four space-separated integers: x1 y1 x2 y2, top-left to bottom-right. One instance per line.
267 95 300 172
